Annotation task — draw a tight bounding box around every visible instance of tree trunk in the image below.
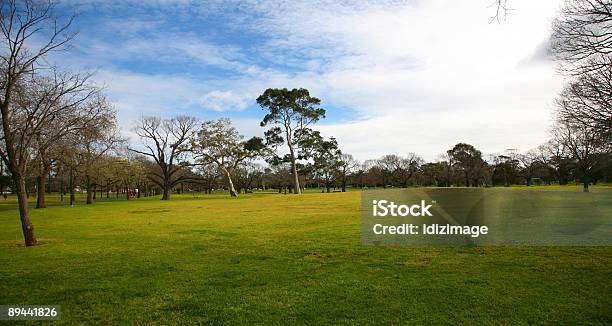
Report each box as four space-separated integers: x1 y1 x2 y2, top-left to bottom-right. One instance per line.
60 172 64 202
47 171 52 194
35 175 46 209
220 168 238 197
162 186 170 200
2 80 37 246
69 168 75 206
16 176 37 246
86 176 93 204
288 146 302 194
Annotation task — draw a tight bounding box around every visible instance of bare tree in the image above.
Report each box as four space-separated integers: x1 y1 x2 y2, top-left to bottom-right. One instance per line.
550 0 611 75
552 121 610 192
22 73 102 208
129 116 198 200
378 153 423 188
0 0 76 246
72 96 121 204
556 60 611 139
550 0 611 145
338 153 359 192
543 138 573 185
490 0 510 23
191 118 266 197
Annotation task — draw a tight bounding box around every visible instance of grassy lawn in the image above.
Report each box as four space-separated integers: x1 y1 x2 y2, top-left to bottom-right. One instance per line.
0 189 611 324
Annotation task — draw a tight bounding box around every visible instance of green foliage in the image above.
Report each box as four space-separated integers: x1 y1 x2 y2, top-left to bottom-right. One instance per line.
257 88 326 129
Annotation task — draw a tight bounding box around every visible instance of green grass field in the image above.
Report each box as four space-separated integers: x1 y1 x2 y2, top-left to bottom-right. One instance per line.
0 189 611 324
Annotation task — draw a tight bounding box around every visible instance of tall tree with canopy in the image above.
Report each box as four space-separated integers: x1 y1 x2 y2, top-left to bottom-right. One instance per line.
447 143 486 187
298 129 343 193
257 88 325 194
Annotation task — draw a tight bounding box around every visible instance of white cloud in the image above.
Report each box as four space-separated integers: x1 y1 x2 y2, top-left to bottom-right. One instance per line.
72 0 568 162
231 0 567 160
198 90 250 112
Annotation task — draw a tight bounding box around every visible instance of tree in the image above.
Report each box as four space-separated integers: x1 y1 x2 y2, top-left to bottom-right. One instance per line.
257 88 326 194
420 162 449 187
552 121 610 192
71 96 121 204
190 118 266 197
517 149 550 186
555 63 611 140
362 159 384 187
338 154 359 192
378 153 423 187
111 155 145 200
233 162 264 194
550 0 612 143
490 152 520 187
195 164 219 194
24 74 103 208
490 0 510 23
447 143 486 187
551 0 611 75
129 116 198 200
299 130 342 193
0 0 76 246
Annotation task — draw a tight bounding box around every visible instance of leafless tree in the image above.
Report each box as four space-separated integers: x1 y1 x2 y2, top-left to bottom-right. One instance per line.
378 153 424 188
556 59 611 139
490 0 510 23
0 0 76 246
338 153 359 192
129 116 198 200
552 121 610 192
71 96 122 204
19 72 102 208
195 164 219 194
550 0 611 75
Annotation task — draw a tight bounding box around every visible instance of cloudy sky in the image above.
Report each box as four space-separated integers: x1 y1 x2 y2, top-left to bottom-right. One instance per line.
57 0 567 161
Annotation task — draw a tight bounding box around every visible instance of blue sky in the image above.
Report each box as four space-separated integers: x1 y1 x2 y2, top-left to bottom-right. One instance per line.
54 0 565 161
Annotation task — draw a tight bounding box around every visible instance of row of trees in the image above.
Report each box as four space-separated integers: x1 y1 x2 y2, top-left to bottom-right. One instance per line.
0 0 126 245
548 0 611 190
1 0 609 248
